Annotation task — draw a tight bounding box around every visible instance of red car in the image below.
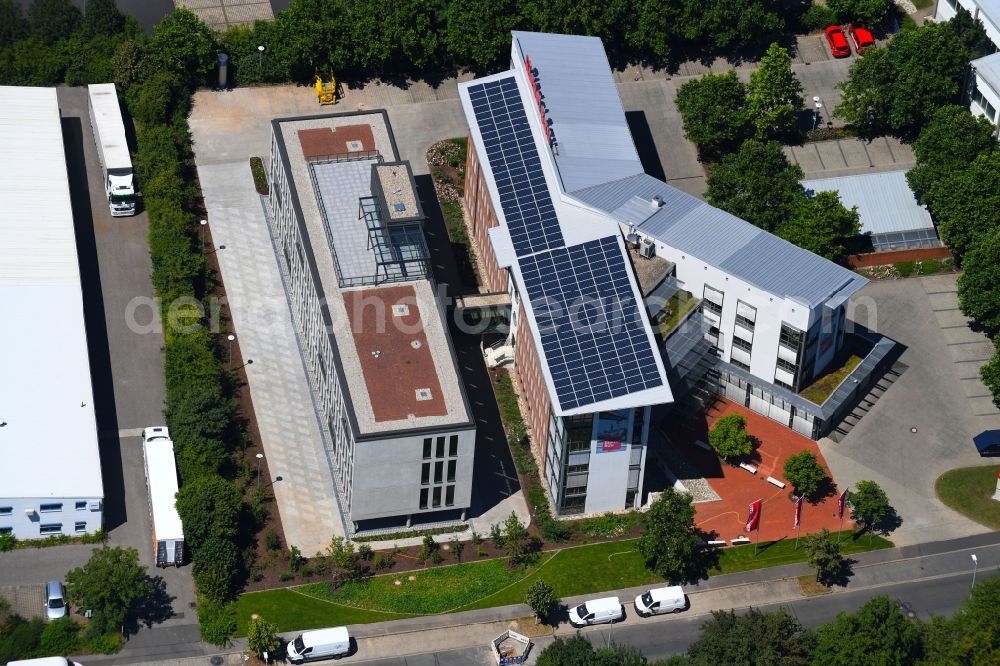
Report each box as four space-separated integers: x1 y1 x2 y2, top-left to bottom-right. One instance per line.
848 24 876 54
825 25 851 58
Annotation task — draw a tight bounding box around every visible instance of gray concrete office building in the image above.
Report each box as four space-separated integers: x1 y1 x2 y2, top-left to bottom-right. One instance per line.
267 111 475 534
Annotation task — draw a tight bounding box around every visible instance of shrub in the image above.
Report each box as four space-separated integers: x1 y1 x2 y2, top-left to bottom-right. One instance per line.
39 617 82 655
895 261 916 277
579 512 641 538
193 537 241 604
0 616 45 663
86 632 123 654
918 259 944 275
477 547 488 557
250 157 269 195
450 536 465 561
470 530 482 545
372 552 395 571
0 533 16 552
429 549 444 565
489 523 504 550
288 545 303 573
247 615 280 658
524 579 558 624
197 600 236 647
357 544 374 561
278 571 294 581
265 529 281 551
798 4 839 32
539 518 573 542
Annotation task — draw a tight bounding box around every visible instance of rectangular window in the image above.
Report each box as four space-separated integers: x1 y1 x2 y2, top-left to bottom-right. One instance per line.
39 503 62 513
776 357 798 373
436 437 445 458
75 522 87 533
0 507 11 516
736 300 756 327
422 438 432 459
421 463 430 485
445 486 455 507
40 524 62 535
434 461 443 484
447 460 456 483
703 299 722 316
731 358 750 371
432 487 442 508
419 488 429 509
732 337 753 353
566 464 588 474
449 435 458 457
775 378 794 390
75 501 87 511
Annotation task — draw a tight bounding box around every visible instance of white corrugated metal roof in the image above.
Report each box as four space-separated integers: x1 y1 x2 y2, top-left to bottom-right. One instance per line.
0 86 103 500
574 174 867 308
972 51 1000 93
511 31 645 193
802 171 935 236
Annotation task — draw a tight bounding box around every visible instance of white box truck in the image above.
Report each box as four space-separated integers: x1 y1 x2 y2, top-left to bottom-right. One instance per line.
141 427 185 567
87 83 136 217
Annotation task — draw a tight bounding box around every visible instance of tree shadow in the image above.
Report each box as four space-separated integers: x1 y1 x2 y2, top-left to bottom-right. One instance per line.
875 505 904 536
131 575 175 631
808 476 839 505
826 556 857 588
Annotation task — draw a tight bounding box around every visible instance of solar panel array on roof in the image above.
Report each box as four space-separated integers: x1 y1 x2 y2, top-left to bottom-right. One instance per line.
519 235 664 410
468 77 565 256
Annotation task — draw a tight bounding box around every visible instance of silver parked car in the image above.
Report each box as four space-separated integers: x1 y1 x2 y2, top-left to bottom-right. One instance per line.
45 580 67 620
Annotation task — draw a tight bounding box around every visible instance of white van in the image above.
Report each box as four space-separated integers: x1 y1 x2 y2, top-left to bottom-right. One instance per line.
8 658 84 666
286 626 351 662
568 596 624 627
634 586 687 616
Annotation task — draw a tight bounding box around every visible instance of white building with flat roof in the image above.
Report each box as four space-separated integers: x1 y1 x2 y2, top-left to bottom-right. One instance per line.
0 86 104 540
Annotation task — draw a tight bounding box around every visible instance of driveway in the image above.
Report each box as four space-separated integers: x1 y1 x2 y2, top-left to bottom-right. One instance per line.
820 277 996 547
785 136 915 180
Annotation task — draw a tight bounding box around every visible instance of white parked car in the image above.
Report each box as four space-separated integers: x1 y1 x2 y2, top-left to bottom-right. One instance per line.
634 586 687 616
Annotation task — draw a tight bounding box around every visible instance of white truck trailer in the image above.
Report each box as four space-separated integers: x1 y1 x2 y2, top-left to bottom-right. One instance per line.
87 83 136 217
141 427 185 567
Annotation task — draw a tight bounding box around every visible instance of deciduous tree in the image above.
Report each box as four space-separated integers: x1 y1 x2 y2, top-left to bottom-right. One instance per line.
524 579 558 624
782 451 828 500
804 528 843 585
706 140 804 234
957 228 1000 334
747 42 803 140
675 71 749 161
847 480 893 534
707 414 754 461
685 608 810 665
637 488 702 583
813 596 922 665
65 546 151 636
828 0 894 25
906 105 995 208
246 615 281 659
445 0 522 71
982 344 1000 408
779 191 860 261
174 475 243 551
0 0 28 49
28 0 80 44
192 537 240 604
930 151 1000 259
81 0 125 37
147 7 215 87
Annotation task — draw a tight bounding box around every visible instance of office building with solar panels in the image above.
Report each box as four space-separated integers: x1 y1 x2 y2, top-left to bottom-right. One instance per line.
461 32 889 515
267 111 476 534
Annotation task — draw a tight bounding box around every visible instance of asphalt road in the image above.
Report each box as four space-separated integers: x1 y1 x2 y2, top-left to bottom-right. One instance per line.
346 568 1000 665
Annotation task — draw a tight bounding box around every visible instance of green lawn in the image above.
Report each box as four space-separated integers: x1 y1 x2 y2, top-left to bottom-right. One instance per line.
912 0 933 8
235 531 891 633
936 465 1000 530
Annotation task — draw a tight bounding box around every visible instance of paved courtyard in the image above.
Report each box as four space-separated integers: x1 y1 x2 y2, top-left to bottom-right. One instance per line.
663 399 852 543
820 276 998 547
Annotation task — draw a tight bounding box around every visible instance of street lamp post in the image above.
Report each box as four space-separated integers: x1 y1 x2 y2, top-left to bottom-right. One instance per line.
257 45 265 77
227 334 235 365
255 452 264 490
813 96 823 131
199 219 207 251
971 553 979 590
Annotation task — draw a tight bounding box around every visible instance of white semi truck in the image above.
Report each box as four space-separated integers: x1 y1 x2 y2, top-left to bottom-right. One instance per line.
87 83 136 217
141 427 185 567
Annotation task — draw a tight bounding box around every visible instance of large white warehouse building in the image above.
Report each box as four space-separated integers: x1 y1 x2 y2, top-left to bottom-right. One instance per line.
0 86 104 540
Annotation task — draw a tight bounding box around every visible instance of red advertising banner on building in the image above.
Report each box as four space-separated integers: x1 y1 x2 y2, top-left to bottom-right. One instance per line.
597 440 623 453
745 499 762 532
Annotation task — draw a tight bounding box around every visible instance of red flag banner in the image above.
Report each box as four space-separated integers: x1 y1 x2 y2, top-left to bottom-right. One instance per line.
745 499 762 532
793 496 802 530
838 489 849 519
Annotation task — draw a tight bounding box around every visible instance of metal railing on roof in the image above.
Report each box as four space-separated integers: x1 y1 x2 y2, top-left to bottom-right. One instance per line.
307 150 380 164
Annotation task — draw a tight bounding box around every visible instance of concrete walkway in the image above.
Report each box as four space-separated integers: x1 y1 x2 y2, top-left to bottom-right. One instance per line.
84 531 1000 665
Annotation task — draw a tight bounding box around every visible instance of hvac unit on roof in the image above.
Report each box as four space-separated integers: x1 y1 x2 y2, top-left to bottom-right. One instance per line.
639 238 656 258
650 195 664 209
